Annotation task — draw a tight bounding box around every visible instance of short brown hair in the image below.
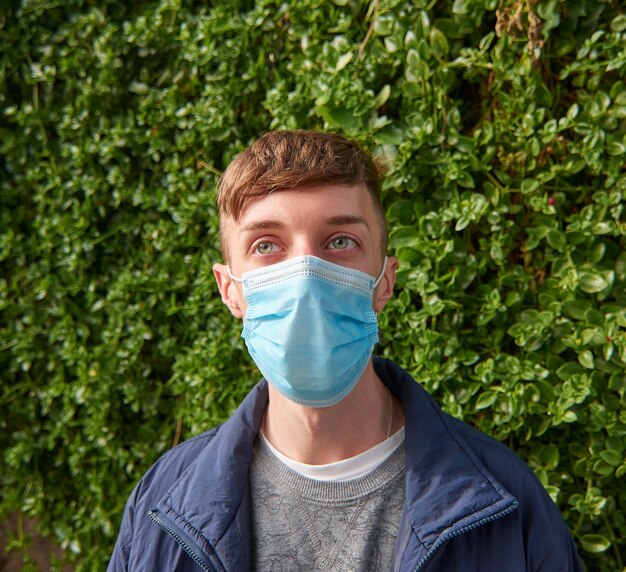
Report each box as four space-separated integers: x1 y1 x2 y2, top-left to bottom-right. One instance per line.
217 130 387 257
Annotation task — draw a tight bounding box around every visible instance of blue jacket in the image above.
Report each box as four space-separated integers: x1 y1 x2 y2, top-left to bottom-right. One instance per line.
108 357 584 571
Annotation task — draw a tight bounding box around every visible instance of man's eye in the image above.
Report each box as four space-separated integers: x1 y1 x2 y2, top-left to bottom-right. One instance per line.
255 242 276 255
329 237 355 250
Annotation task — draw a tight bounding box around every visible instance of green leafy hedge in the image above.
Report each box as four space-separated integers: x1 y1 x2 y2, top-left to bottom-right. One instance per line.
1 0 624 569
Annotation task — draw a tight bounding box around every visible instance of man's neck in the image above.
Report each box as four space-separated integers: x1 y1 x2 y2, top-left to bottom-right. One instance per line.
262 362 404 465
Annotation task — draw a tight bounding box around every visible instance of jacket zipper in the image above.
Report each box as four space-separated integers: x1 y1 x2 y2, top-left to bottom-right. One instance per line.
149 510 215 572
413 501 519 572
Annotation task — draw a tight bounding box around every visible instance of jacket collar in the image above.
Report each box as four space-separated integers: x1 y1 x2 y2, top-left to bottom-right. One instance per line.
155 357 518 569
373 357 518 567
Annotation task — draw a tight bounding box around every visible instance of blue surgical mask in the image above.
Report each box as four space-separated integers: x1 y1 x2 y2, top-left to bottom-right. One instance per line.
229 256 387 407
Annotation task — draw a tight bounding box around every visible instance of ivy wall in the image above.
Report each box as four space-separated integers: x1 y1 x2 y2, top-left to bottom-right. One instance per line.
1 0 625 569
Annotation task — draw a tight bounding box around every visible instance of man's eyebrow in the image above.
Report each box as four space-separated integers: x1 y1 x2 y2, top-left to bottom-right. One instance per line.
240 220 286 233
324 215 370 229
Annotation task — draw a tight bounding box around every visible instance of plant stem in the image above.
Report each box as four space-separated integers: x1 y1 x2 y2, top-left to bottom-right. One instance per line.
602 513 623 570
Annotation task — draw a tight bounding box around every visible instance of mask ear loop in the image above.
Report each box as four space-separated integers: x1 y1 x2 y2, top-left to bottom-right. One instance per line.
373 256 388 288
227 268 244 283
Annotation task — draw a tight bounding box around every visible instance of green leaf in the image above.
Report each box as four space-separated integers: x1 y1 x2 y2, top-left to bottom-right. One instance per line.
579 271 608 293
584 309 604 326
539 444 559 470
580 534 611 553
603 342 614 361
456 171 475 189
563 300 591 321
521 179 540 194
578 350 594 369
615 91 626 106
455 216 471 231
377 124 404 145
374 85 391 108
611 13 626 32
528 137 541 157
556 362 585 380
429 28 449 58
567 103 579 120
128 81 150 95
373 15 394 36
317 106 361 132
593 459 614 476
335 51 353 72
606 436 624 454
606 141 626 156
524 228 543 251
561 410 578 423
592 221 612 234
452 0 469 14
599 449 622 467
546 230 566 251
389 227 420 249
476 391 498 410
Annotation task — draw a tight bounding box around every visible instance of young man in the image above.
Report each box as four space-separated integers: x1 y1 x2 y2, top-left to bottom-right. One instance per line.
108 131 583 571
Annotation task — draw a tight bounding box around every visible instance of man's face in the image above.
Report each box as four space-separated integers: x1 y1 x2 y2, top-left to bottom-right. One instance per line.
213 183 397 318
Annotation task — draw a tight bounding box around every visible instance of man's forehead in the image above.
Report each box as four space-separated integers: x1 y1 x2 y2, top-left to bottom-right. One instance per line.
231 183 374 223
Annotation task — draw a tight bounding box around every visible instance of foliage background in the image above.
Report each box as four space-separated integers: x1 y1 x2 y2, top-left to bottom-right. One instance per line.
1 0 625 569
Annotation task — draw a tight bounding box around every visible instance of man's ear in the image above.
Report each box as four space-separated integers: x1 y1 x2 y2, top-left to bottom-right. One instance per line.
213 263 245 319
373 256 398 313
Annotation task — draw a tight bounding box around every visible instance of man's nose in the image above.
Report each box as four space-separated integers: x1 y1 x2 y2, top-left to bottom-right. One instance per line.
290 237 323 259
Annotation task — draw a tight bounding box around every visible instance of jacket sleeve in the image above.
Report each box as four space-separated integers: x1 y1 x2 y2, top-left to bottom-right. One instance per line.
107 486 138 572
522 479 585 572
557 533 585 572
107 532 129 572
